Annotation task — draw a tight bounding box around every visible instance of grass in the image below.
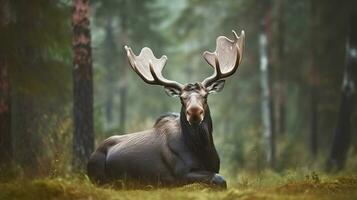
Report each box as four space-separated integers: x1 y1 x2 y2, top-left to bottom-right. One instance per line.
0 171 357 200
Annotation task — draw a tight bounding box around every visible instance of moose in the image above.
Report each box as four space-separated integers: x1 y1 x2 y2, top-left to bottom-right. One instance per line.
87 30 245 189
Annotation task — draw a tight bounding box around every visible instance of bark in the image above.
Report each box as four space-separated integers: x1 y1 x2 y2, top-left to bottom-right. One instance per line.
309 0 319 159
119 86 127 132
104 18 115 125
0 58 12 166
0 0 12 168
273 0 286 135
326 12 356 171
310 87 318 158
259 11 276 168
72 0 94 171
118 8 129 133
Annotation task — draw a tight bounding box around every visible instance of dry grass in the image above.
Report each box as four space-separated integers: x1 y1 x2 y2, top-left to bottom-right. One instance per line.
1 172 356 200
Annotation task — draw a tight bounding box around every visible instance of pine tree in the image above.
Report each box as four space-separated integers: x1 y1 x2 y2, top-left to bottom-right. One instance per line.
0 57 12 166
72 0 94 171
0 0 12 167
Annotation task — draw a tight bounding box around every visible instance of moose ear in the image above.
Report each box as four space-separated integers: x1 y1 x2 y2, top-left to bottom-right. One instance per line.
206 80 225 94
164 86 181 97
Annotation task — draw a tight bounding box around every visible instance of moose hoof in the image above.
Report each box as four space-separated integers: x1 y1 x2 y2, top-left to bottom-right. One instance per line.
210 174 227 189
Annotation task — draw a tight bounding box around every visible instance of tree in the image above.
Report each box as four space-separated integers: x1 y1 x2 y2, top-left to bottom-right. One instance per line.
259 13 276 168
93 0 166 134
272 0 286 136
0 0 12 167
326 12 356 171
0 57 12 166
0 0 71 176
72 0 94 171
103 17 117 127
309 0 319 160
117 2 129 132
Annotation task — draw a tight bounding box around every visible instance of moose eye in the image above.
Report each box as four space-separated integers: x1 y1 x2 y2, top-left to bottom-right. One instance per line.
203 96 208 102
181 96 188 101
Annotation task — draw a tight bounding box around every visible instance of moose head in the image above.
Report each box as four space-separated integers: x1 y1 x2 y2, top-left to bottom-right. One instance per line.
125 30 245 125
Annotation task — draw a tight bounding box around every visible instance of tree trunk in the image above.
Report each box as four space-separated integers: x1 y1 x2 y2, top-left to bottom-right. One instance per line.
72 0 94 171
15 93 40 177
0 0 12 168
309 0 319 160
273 0 286 136
310 88 318 158
119 85 127 132
118 46 128 132
0 58 12 167
326 12 356 171
118 8 129 133
104 17 115 127
259 11 276 169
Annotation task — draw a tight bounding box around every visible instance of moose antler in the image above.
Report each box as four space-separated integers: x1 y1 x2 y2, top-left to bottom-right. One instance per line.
201 30 245 87
124 46 183 90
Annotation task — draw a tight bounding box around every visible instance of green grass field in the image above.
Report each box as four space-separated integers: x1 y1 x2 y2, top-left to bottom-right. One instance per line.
1 171 356 200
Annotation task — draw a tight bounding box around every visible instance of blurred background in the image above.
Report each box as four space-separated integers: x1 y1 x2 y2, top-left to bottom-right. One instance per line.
0 0 357 179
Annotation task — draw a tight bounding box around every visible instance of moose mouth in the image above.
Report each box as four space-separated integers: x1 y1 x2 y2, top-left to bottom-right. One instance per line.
187 116 204 126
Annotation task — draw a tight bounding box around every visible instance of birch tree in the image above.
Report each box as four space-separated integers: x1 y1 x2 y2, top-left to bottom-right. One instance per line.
259 16 275 168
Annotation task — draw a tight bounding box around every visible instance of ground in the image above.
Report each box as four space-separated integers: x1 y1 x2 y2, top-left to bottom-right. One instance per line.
1 171 356 200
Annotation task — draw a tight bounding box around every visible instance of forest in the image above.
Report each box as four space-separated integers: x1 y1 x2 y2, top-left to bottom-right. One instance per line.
0 0 357 199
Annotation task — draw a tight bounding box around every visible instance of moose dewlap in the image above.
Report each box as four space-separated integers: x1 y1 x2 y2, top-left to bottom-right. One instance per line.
87 30 245 189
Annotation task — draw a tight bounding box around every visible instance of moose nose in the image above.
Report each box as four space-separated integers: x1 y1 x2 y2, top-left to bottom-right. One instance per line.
187 107 204 116
186 106 204 124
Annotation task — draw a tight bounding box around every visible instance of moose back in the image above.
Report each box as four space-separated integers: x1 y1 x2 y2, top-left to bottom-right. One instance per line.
87 30 245 188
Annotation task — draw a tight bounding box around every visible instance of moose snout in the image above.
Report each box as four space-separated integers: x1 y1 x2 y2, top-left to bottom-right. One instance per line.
186 106 204 124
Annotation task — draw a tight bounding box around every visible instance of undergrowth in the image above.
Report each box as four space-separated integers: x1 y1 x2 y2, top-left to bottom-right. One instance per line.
0 171 356 200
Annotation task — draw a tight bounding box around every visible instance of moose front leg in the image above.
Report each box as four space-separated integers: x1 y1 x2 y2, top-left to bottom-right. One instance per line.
184 171 227 189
